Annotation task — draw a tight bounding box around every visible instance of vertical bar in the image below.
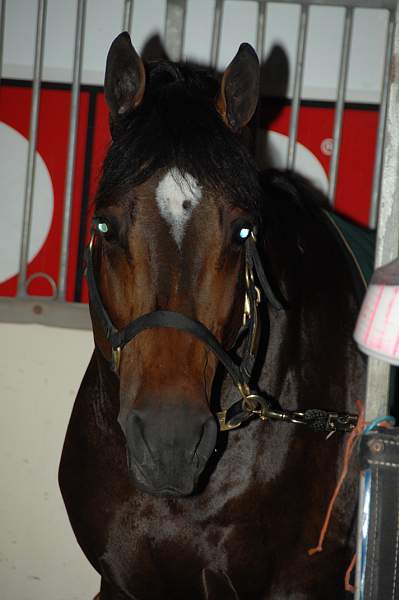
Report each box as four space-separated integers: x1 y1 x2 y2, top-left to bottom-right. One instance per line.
355 5 399 598
370 9 399 278
57 0 86 301
164 0 187 62
256 1 267 64
122 0 134 34
17 0 47 297
328 7 353 206
287 5 308 170
362 4 399 419
210 0 224 69
0 0 6 82
368 11 395 229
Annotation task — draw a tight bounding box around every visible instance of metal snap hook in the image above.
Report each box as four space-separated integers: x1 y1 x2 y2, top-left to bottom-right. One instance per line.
112 347 121 373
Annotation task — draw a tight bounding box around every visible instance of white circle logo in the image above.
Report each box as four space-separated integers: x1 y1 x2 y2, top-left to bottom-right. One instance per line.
321 138 334 156
265 131 329 194
0 122 54 283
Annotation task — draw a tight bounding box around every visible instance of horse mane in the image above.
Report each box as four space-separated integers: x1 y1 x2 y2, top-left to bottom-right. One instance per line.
96 60 262 213
259 169 329 218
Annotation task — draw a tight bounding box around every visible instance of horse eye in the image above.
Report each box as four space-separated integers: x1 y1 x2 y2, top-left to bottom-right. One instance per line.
97 221 109 233
233 223 252 244
93 218 112 236
239 227 251 240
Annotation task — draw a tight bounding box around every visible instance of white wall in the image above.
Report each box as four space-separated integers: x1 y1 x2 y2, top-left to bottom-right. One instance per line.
0 323 99 600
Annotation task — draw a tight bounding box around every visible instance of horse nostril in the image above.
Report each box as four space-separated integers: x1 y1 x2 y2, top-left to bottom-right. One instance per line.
194 415 218 465
125 411 152 467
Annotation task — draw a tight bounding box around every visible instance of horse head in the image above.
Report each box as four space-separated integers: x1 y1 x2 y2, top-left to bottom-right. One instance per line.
89 32 261 497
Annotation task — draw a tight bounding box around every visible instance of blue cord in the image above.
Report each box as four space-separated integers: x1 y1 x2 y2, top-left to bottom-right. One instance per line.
364 415 395 434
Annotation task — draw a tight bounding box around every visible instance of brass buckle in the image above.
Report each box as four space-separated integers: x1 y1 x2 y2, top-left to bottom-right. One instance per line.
242 261 261 329
112 347 121 372
243 292 251 327
217 410 243 431
217 383 258 431
237 384 270 421
242 264 255 326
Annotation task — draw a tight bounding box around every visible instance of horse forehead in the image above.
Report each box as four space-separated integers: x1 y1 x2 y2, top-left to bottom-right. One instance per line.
155 168 203 247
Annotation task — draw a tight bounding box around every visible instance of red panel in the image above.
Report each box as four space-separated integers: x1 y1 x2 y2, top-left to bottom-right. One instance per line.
268 103 379 226
335 108 378 225
0 84 89 299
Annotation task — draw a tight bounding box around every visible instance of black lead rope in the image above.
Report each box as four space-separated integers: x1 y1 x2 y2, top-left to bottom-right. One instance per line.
85 233 358 435
222 398 359 433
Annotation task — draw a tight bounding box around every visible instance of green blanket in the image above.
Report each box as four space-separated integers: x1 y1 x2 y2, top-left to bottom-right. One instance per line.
326 212 376 287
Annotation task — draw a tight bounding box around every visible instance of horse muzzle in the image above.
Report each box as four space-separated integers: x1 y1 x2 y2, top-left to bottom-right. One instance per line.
123 401 218 497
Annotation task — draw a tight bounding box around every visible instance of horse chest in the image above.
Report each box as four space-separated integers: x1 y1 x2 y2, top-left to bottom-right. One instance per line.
94 423 299 595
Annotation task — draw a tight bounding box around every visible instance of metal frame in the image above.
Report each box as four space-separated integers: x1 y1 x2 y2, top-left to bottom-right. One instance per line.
354 3 399 593
0 296 90 329
210 0 224 68
287 4 309 170
57 0 87 301
122 0 134 34
362 0 399 422
0 1 7 83
327 6 353 203
16 0 47 298
164 0 186 62
222 0 396 6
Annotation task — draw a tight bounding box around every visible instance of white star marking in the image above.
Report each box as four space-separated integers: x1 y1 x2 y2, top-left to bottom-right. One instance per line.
155 168 202 247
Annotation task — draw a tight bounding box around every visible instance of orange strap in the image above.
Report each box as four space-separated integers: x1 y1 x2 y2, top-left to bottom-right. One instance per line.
307 400 395 594
308 401 366 557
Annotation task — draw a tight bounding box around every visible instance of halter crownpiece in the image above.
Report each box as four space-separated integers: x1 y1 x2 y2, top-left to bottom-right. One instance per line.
86 224 358 435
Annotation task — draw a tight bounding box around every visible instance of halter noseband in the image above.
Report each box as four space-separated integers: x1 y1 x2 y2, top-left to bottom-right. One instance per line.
86 227 358 435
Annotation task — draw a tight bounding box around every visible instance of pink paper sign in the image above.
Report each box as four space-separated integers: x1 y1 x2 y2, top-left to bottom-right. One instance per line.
354 284 399 365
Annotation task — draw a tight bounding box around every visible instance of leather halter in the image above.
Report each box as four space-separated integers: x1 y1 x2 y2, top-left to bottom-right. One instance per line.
86 227 281 392
86 225 358 434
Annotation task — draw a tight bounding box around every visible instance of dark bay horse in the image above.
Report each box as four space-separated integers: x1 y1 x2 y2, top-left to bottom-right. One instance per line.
59 32 365 599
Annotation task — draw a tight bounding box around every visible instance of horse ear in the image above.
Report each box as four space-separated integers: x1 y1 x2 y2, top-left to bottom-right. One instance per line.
216 43 259 131
104 32 146 119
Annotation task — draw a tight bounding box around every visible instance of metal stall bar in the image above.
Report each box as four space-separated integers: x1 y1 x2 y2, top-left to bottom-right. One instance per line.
328 6 353 205
0 0 6 81
211 0 224 69
122 0 134 34
231 1 396 11
287 4 309 170
164 0 187 62
16 0 47 298
256 1 267 63
57 0 86 301
233 0 396 7
363 6 399 425
368 9 395 229
354 3 399 596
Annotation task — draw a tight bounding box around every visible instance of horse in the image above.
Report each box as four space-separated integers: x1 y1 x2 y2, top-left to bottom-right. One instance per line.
59 32 366 599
